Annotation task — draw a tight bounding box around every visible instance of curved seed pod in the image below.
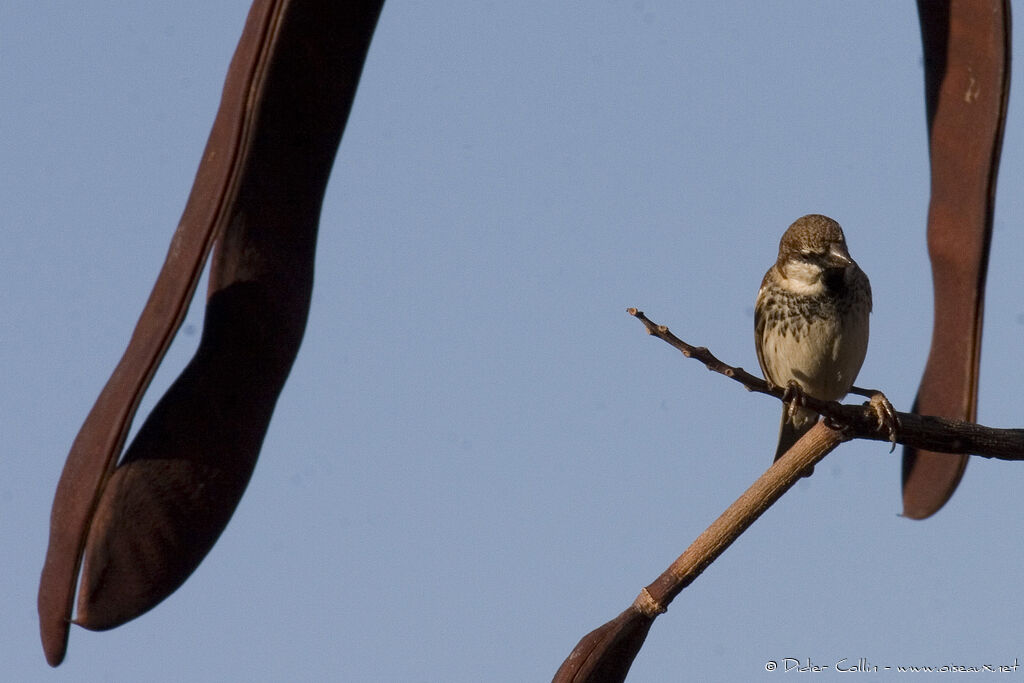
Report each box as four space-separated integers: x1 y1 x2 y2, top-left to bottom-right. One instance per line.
39 0 384 665
903 0 1009 520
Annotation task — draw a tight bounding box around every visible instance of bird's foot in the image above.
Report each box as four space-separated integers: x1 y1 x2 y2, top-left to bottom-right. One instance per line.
866 391 899 452
781 380 808 423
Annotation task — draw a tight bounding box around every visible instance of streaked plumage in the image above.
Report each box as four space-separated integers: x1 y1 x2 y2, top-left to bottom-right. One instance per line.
754 214 872 467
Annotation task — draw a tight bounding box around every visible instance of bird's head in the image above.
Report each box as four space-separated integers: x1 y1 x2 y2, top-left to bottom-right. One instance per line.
776 214 858 289
779 213 856 266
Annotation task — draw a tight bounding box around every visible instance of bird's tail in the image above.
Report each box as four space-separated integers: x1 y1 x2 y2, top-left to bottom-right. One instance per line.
774 406 819 475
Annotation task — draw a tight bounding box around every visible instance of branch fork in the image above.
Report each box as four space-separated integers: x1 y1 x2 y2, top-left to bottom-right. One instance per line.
554 308 1024 683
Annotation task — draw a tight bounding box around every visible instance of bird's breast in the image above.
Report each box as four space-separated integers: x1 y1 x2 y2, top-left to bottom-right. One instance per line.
759 291 869 401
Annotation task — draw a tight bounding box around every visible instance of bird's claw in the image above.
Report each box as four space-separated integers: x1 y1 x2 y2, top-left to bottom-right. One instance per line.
867 392 899 452
782 380 807 423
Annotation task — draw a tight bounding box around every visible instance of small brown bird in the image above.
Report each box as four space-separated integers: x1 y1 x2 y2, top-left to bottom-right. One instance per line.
754 214 872 466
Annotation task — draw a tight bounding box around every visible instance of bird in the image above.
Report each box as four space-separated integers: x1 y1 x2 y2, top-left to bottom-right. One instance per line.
754 214 872 469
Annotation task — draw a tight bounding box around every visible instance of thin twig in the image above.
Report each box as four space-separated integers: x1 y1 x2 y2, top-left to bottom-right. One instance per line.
627 308 1024 460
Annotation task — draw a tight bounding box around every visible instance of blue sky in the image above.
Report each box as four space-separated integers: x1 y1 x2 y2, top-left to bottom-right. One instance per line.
5 2 1024 681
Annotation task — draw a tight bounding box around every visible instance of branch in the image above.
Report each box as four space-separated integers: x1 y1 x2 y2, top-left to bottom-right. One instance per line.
626 308 1024 461
554 422 843 683
553 309 1024 682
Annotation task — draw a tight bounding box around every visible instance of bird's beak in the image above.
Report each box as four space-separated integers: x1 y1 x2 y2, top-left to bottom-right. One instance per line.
826 242 853 268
